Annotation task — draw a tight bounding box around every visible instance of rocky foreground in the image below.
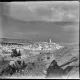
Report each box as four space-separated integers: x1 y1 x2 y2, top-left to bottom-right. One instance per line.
0 44 79 79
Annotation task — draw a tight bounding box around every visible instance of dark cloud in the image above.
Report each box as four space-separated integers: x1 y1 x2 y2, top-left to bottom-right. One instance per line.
1 16 79 43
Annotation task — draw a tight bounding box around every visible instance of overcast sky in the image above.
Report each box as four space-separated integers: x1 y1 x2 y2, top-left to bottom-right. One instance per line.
9 1 79 22
0 1 79 43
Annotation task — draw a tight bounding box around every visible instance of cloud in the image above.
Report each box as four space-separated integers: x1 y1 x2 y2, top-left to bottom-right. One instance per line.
14 32 24 35
34 2 79 22
9 2 79 22
14 31 39 36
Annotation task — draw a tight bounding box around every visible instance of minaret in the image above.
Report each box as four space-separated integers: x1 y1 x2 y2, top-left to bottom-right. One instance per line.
50 38 52 43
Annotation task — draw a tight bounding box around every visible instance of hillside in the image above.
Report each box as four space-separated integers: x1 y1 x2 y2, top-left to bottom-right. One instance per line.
0 43 79 79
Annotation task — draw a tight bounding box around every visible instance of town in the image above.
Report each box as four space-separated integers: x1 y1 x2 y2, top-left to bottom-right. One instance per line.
0 39 63 53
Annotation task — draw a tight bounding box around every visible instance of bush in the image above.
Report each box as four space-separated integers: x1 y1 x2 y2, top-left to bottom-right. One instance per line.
11 49 21 57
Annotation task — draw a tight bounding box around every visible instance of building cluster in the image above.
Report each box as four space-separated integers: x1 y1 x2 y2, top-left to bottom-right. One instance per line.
0 39 63 53
25 39 63 51
0 44 23 53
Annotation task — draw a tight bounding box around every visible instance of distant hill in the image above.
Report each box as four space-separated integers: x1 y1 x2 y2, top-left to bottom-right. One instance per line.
0 38 33 44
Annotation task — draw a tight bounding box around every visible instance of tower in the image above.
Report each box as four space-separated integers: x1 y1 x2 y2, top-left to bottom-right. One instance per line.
50 38 52 43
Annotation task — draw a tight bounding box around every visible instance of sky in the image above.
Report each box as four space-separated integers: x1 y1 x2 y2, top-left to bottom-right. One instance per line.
0 1 79 43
